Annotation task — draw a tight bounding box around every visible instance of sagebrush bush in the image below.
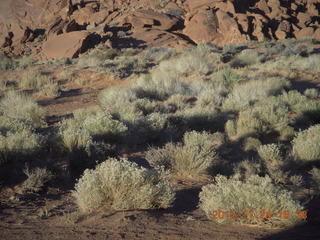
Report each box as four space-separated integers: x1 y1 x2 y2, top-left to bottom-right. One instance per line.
146 131 218 178
0 91 45 129
0 55 15 70
258 144 283 169
243 137 262 151
292 125 320 162
21 167 54 193
258 144 289 184
222 77 290 111
304 88 319 99
73 158 175 212
199 175 304 227
233 160 263 181
0 128 42 165
309 168 320 190
230 49 260 67
60 107 127 151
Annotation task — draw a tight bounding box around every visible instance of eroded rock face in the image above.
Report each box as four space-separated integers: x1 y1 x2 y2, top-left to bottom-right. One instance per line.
0 0 319 59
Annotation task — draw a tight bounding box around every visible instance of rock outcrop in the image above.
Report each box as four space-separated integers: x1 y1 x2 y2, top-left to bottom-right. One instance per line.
0 0 319 59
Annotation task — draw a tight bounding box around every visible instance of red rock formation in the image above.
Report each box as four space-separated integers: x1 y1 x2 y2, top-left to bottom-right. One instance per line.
0 0 319 58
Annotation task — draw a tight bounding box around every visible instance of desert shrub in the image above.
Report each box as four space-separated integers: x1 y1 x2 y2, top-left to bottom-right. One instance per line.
73 158 175 212
233 160 263 181
293 54 320 72
211 68 241 91
278 126 295 141
143 47 177 63
0 91 45 129
17 56 36 69
309 168 320 190
145 131 219 178
288 175 304 187
225 119 237 138
243 137 262 151
230 49 260 67
292 125 320 162
258 144 289 184
21 167 54 193
222 77 290 111
235 110 265 138
19 70 60 97
304 88 319 99
135 72 191 100
102 56 150 78
178 104 221 131
59 106 127 151
258 144 284 169
0 55 15 70
199 175 304 227
0 129 42 166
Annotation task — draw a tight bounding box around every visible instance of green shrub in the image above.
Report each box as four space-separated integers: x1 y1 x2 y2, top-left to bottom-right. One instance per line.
73 158 175 212
145 131 218 178
199 175 304 227
292 125 320 162
59 107 127 151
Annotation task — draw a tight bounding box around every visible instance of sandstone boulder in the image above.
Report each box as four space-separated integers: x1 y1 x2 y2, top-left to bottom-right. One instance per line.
124 10 180 32
183 8 218 44
42 31 98 59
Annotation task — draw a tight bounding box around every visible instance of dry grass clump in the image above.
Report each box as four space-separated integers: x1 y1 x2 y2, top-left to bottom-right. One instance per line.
145 131 219 178
20 70 60 97
292 124 320 163
230 49 260 68
21 167 54 193
59 106 127 151
73 158 175 212
304 88 319 99
243 137 262 152
199 175 304 227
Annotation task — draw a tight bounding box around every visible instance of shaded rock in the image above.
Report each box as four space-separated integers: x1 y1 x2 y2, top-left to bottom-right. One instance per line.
124 10 180 32
128 29 193 50
275 20 291 40
297 12 312 28
42 31 99 59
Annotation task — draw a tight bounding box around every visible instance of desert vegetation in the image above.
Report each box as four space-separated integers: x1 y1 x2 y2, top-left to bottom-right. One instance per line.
1 38 320 237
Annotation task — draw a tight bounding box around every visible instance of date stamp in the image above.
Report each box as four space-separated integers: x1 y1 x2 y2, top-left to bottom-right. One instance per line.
210 209 308 220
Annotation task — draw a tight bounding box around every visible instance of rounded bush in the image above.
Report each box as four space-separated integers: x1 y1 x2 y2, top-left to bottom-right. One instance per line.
199 175 304 227
292 124 320 162
73 158 175 212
